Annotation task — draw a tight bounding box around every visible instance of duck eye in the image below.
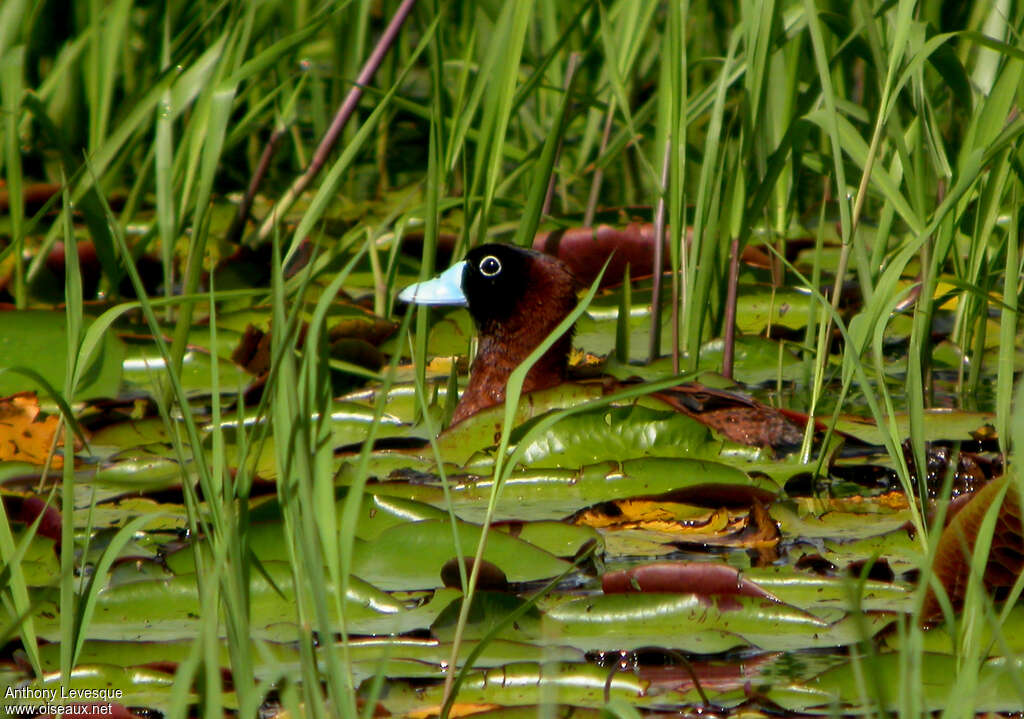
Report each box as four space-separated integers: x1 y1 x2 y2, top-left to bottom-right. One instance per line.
479 255 502 277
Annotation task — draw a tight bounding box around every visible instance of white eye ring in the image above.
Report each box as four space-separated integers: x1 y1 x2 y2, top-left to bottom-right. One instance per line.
479 255 502 277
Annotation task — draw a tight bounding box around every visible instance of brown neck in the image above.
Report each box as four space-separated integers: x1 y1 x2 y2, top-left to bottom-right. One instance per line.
451 313 573 425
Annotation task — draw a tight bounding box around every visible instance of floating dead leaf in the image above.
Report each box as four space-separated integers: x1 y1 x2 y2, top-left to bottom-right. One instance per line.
573 496 779 555
574 498 745 536
232 314 395 376
807 491 911 512
567 347 605 374
695 405 804 448
748 500 782 564
0 392 76 468
329 338 386 371
231 324 274 375
652 385 803 448
328 316 397 346
970 424 998 441
923 476 1024 621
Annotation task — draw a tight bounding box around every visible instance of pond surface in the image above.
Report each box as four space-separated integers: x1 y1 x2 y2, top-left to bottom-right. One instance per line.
2 250 1020 717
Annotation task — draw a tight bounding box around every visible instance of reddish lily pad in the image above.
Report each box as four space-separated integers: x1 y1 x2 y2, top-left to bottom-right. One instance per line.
602 561 783 602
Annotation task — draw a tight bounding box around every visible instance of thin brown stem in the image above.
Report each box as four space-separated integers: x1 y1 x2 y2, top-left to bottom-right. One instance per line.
254 0 419 245
583 99 616 227
722 234 740 380
541 53 581 218
226 127 286 247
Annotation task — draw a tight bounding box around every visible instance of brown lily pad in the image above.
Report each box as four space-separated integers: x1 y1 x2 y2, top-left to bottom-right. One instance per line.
923 476 1024 621
602 561 783 603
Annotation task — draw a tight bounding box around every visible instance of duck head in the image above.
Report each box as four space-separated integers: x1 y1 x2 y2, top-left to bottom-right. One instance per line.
399 244 579 425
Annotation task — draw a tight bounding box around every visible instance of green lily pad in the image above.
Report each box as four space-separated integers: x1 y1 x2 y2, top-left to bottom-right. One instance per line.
121 344 252 398
421 307 474 357
20 665 190 715
832 409 996 445
772 498 915 540
743 566 915 613
368 662 665 713
0 311 125 400
884 603 1024 656
544 593 896 653
511 404 723 468
90 454 189 490
780 653 1024 713
734 284 813 332
15 562 455 641
350 519 573 590
433 383 609 465
166 507 576 591
695 335 806 384
358 457 768 522
6 526 60 585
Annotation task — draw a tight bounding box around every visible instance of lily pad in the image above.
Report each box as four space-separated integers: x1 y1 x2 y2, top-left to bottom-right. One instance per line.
780 653 1024 713
358 458 768 522
833 409 996 445
543 593 897 653
15 562 457 640
0 311 125 400
350 519 573 590
511 404 722 468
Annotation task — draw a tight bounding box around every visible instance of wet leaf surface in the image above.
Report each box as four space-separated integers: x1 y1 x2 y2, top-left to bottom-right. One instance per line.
0 311 125 400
